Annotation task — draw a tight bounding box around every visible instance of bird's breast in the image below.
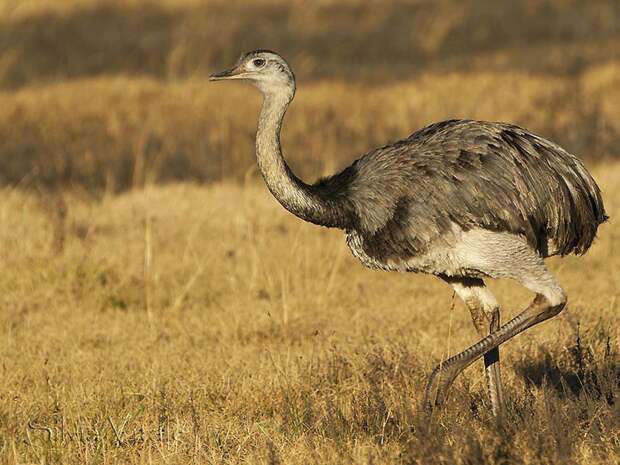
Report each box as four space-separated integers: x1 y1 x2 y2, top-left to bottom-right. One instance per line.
344 226 507 279
345 230 454 274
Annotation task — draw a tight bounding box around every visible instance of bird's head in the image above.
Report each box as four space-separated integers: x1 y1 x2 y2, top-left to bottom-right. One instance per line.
210 50 295 97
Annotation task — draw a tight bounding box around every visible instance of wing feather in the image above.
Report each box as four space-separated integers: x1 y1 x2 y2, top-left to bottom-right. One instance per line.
344 120 607 261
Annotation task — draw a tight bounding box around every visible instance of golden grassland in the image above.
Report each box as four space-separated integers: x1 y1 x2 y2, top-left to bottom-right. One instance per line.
1 1 620 463
1 0 620 191
2 0 620 85
2 63 620 191
0 163 618 464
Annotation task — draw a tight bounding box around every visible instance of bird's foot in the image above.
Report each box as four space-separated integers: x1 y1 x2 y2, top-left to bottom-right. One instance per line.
422 362 461 412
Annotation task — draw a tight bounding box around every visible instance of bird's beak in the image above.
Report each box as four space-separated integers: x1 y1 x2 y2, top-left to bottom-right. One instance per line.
209 66 246 81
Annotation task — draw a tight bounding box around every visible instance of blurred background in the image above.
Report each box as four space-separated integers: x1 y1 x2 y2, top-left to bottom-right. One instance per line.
1 0 619 192
1 3 619 462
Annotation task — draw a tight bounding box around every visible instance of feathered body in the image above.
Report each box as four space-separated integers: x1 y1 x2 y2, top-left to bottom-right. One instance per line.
211 49 608 416
307 119 607 277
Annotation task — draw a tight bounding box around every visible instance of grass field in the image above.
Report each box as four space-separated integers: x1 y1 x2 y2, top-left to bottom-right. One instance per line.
1 0 619 463
0 163 618 464
1 0 620 191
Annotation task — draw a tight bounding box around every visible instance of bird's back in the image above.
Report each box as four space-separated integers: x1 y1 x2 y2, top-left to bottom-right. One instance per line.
325 119 607 266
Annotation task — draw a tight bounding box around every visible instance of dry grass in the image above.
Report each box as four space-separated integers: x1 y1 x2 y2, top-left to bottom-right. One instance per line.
0 163 618 464
2 0 620 85
1 0 620 191
1 1 619 463
2 66 620 191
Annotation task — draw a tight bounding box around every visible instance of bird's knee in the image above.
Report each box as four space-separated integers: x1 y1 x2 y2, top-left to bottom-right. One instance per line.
547 287 567 312
535 290 567 320
549 295 566 318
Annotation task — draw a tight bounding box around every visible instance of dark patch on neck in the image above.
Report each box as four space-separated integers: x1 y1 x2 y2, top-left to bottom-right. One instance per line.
306 164 360 230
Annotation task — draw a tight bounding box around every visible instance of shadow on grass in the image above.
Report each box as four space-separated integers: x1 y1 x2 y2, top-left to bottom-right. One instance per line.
514 329 619 403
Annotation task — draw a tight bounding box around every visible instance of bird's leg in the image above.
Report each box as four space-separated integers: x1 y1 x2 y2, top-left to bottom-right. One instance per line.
466 300 504 416
441 276 505 415
424 291 566 411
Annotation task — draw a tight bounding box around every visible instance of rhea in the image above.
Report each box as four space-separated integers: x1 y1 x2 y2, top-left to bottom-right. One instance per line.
210 50 607 416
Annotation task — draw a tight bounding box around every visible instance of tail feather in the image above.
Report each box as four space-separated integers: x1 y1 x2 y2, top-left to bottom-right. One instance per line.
551 154 607 255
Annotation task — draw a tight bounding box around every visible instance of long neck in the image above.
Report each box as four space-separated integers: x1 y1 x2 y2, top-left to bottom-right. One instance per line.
256 89 349 229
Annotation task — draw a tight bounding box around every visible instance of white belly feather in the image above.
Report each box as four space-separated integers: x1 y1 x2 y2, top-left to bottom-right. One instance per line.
346 224 544 280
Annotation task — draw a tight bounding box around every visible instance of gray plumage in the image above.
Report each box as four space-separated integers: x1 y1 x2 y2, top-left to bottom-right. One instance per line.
211 50 608 416
315 119 607 265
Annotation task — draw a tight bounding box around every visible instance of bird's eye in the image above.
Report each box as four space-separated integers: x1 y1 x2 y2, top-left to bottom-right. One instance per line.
252 58 266 68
